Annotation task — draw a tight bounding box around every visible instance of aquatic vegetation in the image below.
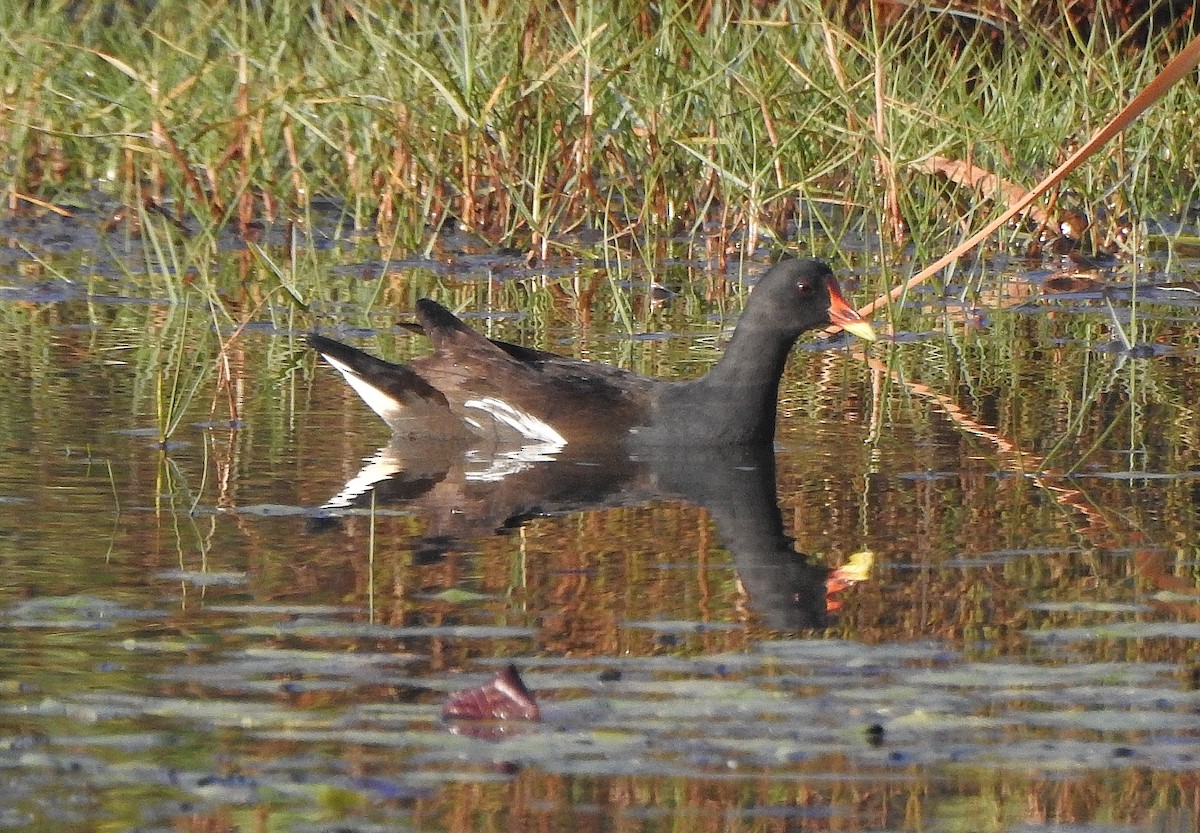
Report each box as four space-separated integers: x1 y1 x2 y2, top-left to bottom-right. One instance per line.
3 6 1200 828
3 0 1198 264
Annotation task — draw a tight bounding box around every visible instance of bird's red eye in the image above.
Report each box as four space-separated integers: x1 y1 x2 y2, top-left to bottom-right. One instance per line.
796 280 815 294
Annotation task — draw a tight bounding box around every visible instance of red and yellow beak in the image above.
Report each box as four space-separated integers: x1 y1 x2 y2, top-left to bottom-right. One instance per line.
827 277 876 342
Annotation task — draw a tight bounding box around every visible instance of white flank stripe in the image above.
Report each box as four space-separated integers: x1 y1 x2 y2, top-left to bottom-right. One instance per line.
463 397 568 446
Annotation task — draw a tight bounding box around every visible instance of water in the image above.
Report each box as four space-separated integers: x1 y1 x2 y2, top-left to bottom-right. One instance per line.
2 226 1200 831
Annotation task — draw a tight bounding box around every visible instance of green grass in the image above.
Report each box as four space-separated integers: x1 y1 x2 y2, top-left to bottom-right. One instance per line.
4 0 1197 266
3 1 1199 482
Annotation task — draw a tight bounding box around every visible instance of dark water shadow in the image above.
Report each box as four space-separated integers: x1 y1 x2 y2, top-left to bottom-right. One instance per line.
311 440 829 630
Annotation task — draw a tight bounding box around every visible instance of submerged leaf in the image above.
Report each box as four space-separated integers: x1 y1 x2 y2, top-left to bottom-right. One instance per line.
442 664 540 722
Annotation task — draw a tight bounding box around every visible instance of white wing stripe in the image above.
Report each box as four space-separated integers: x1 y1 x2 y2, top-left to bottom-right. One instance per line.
463 397 568 446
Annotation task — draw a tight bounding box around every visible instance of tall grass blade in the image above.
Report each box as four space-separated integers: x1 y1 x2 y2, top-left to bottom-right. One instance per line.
851 31 1200 324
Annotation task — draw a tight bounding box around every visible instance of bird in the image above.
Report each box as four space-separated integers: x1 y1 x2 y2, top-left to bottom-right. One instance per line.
308 258 875 448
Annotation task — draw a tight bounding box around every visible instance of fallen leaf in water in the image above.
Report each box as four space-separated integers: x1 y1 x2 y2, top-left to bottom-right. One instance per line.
442 664 541 722
1042 272 1102 293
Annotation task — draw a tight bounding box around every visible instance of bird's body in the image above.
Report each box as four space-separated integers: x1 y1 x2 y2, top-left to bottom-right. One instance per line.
310 259 875 448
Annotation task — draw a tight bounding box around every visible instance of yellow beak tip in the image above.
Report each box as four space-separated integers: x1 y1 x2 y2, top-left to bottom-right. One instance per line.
842 320 877 342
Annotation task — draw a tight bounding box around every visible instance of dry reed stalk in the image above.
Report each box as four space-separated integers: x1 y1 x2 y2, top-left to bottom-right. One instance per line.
848 31 1200 325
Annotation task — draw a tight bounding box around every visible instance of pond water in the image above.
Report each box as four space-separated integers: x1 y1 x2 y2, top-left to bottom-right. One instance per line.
2 215 1200 832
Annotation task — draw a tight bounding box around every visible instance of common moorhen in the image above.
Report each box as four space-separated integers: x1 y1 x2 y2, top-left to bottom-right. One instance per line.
309 258 875 447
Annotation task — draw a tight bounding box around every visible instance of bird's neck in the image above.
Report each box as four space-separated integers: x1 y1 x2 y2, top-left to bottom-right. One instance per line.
682 325 795 445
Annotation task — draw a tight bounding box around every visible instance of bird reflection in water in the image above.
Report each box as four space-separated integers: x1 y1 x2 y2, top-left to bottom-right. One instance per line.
311 439 841 630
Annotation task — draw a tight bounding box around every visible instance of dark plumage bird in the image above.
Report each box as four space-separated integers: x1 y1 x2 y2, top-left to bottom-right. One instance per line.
309 258 875 447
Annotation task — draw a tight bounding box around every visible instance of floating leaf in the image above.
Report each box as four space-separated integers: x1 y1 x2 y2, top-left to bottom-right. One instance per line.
442 664 540 722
